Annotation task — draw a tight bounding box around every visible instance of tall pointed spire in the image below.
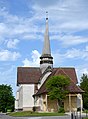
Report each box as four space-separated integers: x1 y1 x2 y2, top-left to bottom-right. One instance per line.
42 11 51 56
40 12 53 73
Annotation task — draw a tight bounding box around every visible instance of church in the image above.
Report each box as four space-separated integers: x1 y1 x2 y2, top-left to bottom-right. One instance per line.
15 14 84 112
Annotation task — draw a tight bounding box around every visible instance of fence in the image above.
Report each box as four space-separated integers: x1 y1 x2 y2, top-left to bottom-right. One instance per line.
71 111 88 119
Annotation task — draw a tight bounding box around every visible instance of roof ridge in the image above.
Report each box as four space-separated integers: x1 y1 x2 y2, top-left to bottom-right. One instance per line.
18 67 40 68
54 67 75 69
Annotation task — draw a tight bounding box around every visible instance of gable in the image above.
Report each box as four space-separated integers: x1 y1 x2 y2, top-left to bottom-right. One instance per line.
53 68 78 84
34 67 84 96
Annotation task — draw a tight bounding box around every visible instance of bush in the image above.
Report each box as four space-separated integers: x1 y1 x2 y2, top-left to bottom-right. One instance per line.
58 107 65 113
77 107 85 112
32 106 36 112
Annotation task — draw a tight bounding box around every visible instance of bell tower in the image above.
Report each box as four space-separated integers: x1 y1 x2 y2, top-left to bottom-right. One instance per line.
40 12 53 73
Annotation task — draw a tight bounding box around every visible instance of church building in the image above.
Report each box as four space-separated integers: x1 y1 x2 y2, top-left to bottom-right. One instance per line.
15 14 84 112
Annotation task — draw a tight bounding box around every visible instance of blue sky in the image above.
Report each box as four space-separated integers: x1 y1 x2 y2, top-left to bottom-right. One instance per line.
0 0 88 96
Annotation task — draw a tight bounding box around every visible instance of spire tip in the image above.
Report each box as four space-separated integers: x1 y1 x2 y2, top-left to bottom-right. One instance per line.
46 11 48 20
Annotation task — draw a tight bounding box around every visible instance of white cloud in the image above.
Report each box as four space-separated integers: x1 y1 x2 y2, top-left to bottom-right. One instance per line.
0 7 20 23
0 1 88 48
0 23 7 34
32 0 60 8
22 58 30 66
51 34 88 46
65 48 88 60
0 65 15 79
0 23 8 44
81 68 88 74
62 36 88 46
52 46 88 67
22 50 41 67
0 50 21 61
59 22 88 31
65 49 80 58
76 64 88 83
23 33 43 41
6 39 19 48
52 51 63 66
0 8 44 42
86 46 88 51
33 0 88 33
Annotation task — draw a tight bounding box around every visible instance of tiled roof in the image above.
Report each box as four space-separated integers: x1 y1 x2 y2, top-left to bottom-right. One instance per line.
17 67 84 94
34 82 84 96
17 67 41 85
17 67 77 85
34 73 84 96
53 68 78 84
67 81 84 93
17 67 78 85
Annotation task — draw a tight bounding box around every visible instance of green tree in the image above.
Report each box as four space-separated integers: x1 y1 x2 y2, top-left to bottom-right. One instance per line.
46 75 70 108
0 84 15 112
80 74 88 109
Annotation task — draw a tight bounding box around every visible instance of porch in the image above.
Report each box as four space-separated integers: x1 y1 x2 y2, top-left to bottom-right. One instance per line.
34 93 83 113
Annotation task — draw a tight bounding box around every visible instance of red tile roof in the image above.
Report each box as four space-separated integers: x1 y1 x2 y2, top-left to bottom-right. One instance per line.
34 73 84 96
67 81 84 93
17 67 78 85
17 67 41 85
17 67 84 94
53 68 78 84
34 81 84 96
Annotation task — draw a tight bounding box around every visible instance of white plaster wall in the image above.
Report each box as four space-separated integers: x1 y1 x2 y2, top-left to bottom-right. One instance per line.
18 86 23 109
22 84 34 108
15 91 19 109
15 100 18 109
16 91 19 100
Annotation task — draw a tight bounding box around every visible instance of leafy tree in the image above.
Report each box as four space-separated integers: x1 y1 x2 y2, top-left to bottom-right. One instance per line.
46 75 70 108
0 84 15 112
80 74 88 109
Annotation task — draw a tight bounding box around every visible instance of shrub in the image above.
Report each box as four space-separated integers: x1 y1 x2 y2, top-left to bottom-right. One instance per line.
32 106 36 112
58 107 65 113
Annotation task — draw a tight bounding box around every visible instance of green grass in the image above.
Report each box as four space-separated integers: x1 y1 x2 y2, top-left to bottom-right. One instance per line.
84 110 88 113
8 111 65 117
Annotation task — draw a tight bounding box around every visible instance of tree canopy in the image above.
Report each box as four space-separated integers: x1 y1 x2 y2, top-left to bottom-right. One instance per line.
80 74 88 109
0 84 15 112
46 75 70 107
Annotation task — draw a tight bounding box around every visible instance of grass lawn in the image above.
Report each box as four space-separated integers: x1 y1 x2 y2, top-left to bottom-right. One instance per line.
8 111 65 117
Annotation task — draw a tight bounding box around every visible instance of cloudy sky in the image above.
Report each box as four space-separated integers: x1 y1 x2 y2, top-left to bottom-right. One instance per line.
0 0 88 96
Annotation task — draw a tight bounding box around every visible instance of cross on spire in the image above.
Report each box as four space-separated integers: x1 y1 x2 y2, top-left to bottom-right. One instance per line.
46 11 48 20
